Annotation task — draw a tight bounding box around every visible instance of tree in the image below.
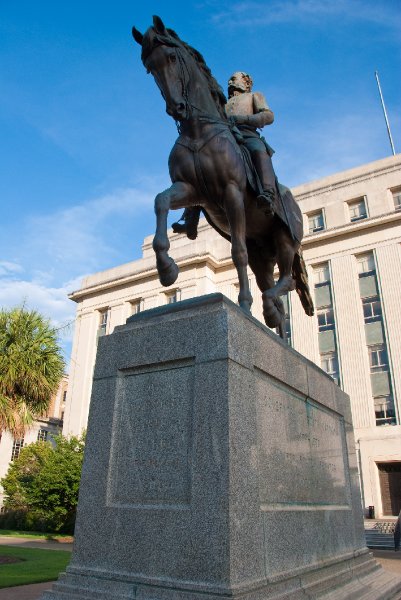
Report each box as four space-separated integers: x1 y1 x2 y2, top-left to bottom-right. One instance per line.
0 434 85 533
0 306 65 436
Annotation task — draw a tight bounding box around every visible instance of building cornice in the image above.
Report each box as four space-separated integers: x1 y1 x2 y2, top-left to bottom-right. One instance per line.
302 210 401 247
293 155 401 201
70 210 401 301
68 252 232 302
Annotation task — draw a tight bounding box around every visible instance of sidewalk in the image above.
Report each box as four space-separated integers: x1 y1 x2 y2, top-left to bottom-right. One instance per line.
372 548 401 575
0 535 73 552
0 581 55 600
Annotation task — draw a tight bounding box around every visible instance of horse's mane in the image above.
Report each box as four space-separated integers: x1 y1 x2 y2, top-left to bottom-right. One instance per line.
167 29 227 118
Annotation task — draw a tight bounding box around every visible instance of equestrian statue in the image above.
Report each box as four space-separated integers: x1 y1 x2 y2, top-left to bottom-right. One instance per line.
132 16 314 335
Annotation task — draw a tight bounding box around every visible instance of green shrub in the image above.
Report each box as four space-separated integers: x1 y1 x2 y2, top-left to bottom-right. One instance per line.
1 434 85 534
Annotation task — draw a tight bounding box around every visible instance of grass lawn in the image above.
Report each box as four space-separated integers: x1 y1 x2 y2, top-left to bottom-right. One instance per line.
0 545 70 588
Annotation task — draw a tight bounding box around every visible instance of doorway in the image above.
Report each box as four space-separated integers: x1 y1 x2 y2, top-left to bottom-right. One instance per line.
377 462 401 516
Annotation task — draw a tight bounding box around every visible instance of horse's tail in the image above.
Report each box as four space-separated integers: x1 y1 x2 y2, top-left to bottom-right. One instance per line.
292 250 314 316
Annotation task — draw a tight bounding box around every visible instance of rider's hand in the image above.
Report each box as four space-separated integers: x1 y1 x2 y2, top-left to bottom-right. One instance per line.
231 114 248 125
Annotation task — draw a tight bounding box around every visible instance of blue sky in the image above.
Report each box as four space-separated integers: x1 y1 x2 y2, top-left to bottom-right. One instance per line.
1 0 400 364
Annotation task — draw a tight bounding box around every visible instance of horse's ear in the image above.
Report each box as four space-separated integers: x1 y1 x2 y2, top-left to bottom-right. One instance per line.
153 15 167 35
132 26 144 45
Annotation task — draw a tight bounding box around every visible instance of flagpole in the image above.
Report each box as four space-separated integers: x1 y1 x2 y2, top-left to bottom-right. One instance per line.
375 70 396 156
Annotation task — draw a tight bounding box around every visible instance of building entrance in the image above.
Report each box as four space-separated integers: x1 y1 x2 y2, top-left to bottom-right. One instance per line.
378 462 401 516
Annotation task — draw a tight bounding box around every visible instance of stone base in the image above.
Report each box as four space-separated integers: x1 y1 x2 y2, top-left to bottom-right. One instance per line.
41 294 401 600
42 552 401 600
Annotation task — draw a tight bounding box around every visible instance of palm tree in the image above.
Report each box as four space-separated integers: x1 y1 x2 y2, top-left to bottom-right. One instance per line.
0 307 65 436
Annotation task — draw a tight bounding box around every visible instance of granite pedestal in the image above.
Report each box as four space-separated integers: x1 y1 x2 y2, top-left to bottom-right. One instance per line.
42 294 401 599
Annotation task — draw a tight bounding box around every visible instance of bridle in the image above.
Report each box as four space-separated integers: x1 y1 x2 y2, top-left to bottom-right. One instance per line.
144 32 221 132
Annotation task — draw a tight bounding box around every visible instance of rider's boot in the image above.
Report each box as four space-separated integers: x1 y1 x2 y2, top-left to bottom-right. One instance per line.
172 207 201 240
250 150 276 217
256 187 276 216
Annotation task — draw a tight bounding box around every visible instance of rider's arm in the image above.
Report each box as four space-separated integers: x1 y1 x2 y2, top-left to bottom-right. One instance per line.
241 109 274 128
252 91 274 126
232 92 274 128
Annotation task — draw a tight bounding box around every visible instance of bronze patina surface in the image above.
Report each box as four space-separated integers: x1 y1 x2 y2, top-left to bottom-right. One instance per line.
132 16 314 333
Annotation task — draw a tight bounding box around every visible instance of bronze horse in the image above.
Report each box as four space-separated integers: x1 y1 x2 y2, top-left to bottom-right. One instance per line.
133 16 314 332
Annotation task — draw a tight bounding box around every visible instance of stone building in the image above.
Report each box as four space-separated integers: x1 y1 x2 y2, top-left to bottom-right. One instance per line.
64 154 401 519
0 374 69 505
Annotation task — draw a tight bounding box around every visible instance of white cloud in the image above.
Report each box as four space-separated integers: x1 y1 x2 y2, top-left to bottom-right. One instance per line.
0 275 81 364
10 179 167 288
0 278 77 332
28 186 153 264
212 0 401 28
0 180 169 366
0 261 24 277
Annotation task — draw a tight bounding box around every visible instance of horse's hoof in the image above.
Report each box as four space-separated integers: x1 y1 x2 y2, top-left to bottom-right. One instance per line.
263 311 282 328
263 297 282 328
158 259 179 287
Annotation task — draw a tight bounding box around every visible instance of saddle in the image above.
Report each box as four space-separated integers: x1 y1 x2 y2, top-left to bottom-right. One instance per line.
234 133 302 244
173 123 303 245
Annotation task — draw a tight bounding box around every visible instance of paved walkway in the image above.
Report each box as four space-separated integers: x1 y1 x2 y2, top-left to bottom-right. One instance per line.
371 548 401 575
0 539 400 599
0 581 55 600
0 535 73 551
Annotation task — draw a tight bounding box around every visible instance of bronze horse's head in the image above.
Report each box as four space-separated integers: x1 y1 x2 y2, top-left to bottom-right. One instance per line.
132 16 191 121
133 16 227 122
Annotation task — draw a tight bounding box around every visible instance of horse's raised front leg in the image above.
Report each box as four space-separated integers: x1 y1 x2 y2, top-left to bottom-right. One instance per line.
224 183 253 313
153 181 195 287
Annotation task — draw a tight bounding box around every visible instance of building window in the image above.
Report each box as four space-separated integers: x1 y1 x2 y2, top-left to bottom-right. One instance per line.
308 210 325 234
356 252 396 426
314 264 332 309
362 297 382 322
314 263 330 284
357 253 375 275
369 345 389 372
37 429 48 442
313 263 341 386
98 309 108 337
374 396 396 426
131 299 142 315
321 353 340 385
392 188 401 211
11 439 24 461
317 307 335 331
348 198 367 222
62 390 67 403
166 290 180 304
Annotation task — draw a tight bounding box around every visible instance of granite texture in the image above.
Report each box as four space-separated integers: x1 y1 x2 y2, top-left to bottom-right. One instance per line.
41 293 401 600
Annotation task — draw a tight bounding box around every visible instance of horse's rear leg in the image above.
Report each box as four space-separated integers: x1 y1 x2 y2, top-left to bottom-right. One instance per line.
264 225 299 300
224 183 253 313
247 243 285 332
153 182 195 287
